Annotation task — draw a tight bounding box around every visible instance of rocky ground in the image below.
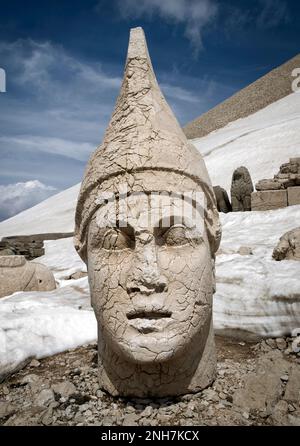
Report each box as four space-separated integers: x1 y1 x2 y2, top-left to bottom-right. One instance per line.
0 336 299 426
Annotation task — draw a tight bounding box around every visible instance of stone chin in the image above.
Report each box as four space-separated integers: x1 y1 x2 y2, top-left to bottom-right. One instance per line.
113 333 179 365
97 301 213 366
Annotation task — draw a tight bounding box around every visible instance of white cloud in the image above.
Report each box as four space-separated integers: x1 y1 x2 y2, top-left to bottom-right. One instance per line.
160 83 199 103
0 180 57 221
0 136 95 162
115 0 218 54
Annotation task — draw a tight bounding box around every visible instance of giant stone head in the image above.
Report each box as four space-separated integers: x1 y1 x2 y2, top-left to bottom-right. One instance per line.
74 28 221 397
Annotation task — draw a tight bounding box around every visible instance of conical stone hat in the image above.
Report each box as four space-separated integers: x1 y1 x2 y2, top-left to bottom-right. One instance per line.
74 27 220 260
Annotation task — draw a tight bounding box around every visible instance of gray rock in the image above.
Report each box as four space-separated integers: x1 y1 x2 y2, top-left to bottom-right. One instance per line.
233 373 283 415
276 338 287 350
0 401 16 419
140 406 153 417
255 179 283 191
34 389 55 408
284 366 300 404
287 411 300 426
122 413 140 426
29 359 41 368
52 380 77 398
238 246 253 256
273 227 300 261
265 339 277 349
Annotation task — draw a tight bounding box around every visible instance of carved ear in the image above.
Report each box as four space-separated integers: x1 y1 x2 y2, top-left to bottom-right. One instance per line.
205 206 221 258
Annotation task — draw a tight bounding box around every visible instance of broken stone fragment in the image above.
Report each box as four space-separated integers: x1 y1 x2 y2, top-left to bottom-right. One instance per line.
255 179 283 191
273 227 300 261
0 255 56 298
237 246 253 256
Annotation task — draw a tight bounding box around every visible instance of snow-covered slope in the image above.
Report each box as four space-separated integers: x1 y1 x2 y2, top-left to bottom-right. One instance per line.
0 183 80 237
215 205 300 340
193 92 300 193
0 237 95 380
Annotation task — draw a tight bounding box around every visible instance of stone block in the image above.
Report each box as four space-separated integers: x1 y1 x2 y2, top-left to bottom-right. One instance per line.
288 186 300 206
251 190 287 211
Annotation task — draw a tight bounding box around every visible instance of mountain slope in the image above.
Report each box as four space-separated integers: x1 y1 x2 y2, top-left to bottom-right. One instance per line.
193 92 300 192
0 183 80 237
184 54 300 139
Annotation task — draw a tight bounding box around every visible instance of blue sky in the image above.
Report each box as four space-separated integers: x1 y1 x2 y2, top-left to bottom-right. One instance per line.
0 0 299 221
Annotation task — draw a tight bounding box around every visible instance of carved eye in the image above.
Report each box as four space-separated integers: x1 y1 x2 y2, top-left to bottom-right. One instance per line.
158 225 190 247
102 229 135 251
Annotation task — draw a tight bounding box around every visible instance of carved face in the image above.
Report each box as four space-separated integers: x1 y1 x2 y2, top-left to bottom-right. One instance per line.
87 189 214 365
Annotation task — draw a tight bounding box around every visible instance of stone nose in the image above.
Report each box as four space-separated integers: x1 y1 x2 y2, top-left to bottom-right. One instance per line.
126 243 168 295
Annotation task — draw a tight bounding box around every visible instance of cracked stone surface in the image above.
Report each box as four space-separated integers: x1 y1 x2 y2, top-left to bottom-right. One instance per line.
230 166 254 212
74 27 221 397
0 255 56 299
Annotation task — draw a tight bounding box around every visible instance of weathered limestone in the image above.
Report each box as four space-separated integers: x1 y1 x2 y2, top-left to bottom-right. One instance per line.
0 256 56 298
253 157 300 211
273 227 300 261
213 186 232 213
255 179 283 191
230 166 254 212
74 27 221 397
290 157 300 165
288 186 300 206
251 190 288 211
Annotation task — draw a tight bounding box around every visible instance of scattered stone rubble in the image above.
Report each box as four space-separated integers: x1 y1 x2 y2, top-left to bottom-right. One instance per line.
1 336 299 426
0 233 74 260
252 158 300 211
